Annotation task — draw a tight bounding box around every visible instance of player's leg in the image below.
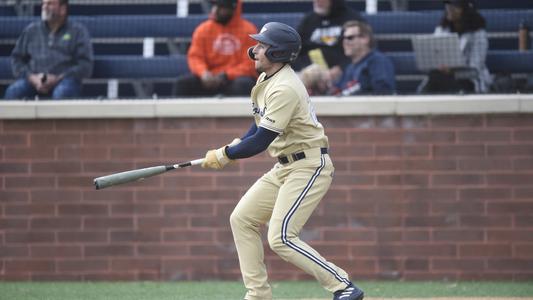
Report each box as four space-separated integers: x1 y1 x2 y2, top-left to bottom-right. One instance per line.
267 154 352 293
230 169 280 300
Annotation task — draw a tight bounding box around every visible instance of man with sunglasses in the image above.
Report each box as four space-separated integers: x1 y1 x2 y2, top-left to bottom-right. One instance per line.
334 20 396 95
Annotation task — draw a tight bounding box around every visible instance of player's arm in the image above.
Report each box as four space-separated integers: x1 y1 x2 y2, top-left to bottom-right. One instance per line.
226 126 278 159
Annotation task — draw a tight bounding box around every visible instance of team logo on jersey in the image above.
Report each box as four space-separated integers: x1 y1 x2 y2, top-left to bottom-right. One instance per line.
252 103 266 117
213 33 242 55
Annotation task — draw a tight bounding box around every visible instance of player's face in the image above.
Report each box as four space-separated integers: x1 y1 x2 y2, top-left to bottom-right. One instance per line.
251 42 275 74
342 26 370 59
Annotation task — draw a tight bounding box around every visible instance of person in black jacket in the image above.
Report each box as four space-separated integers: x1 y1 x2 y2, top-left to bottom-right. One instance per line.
294 0 364 95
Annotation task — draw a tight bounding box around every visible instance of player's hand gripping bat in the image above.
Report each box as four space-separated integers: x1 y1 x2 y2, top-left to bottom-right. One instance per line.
93 159 204 190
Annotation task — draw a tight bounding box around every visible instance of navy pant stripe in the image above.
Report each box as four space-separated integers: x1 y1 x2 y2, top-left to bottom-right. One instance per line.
281 155 350 286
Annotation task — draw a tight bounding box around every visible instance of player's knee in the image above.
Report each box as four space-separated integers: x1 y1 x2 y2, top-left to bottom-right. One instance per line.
229 210 244 230
267 229 286 255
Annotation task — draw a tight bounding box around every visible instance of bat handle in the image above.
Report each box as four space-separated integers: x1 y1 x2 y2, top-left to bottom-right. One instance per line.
173 158 204 169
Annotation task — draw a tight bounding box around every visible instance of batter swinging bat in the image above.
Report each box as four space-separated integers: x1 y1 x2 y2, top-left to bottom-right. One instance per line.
93 158 204 190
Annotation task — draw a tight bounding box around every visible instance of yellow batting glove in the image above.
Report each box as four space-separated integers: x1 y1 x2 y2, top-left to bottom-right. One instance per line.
201 146 230 170
201 138 241 170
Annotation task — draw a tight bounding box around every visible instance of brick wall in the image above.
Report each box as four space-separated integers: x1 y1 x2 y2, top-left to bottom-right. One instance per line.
1 114 532 281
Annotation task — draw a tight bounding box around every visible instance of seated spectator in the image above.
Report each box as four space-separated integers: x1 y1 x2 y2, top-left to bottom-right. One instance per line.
419 0 492 94
4 0 93 100
175 0 257 97
333 20 396 95
294 0 364 94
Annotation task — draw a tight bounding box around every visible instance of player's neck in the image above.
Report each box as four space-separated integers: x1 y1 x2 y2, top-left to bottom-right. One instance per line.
264 63 285 78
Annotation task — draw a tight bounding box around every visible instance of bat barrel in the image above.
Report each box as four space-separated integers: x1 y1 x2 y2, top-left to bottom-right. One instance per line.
94 165 169 190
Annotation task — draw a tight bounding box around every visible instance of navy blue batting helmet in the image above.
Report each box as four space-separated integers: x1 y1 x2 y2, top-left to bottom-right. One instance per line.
248 22 302 63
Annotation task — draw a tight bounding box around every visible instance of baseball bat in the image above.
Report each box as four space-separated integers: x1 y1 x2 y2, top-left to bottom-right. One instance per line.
93 158 204 190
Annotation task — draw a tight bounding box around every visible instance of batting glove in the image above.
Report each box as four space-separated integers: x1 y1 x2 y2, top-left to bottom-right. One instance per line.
201 138 241 170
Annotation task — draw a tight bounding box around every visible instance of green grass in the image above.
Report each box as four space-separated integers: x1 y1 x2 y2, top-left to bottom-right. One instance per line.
0 281 532 299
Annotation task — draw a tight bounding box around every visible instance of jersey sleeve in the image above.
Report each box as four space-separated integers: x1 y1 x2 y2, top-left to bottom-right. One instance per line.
258 85 299 134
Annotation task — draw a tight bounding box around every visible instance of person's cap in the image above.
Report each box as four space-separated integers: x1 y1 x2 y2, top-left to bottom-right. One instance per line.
210 0 237 9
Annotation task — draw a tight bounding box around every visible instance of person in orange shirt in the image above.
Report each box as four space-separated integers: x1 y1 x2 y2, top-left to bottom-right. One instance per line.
175 0 257 97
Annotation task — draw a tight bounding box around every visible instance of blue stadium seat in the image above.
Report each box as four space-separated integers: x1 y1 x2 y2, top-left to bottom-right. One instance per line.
92 55 189 79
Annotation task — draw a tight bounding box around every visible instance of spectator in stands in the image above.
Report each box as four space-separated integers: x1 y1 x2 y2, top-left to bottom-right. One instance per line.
4 0 93 100
294 0 364 95
419 0 492 93
175 0 257 97
333 20 396 95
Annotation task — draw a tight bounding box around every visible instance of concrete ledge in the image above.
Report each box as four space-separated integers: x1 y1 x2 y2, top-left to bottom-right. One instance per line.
1 94 532 119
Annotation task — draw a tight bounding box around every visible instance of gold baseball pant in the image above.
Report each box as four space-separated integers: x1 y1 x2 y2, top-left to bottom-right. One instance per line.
230 148 351 300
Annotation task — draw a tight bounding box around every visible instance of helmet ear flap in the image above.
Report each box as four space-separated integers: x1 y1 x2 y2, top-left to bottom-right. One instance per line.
248 47 256 60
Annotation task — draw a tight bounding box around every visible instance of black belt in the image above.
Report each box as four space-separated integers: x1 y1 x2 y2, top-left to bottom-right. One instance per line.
278 148 328 164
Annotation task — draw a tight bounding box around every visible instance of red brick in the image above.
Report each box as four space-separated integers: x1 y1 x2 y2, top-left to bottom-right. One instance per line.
0 218 17 234
433 174 484 186
111 258 160 271
323 228 375 242
333 174 374 186
515 188 533 199
189 189 241 200
434 145 485 157
138 216 188 229
57 175 95 188
0 133 28 146
57 231 108 243
5 260 55 272
0 163 28 174
458 130 511 142
329 145 374 158
54 119 107 131
433 229 484 242
110 146 161 160
432 258 485 271
161 118 215 130
83 217 134 229
5 176 55 189
403 159 456 171
57 146 108 160
0 246 29 257
515 245 533 257
459 244 511 257
30 217 81 229
488 202 533 214
431 201 485 214
376 145 430 157
30 246 82 258
3 120 54 131
487 259 533 271
487 174 533 185
431 115 484 128
403 230 430 241
487 114 533 127
83 133 135 145
138 244 189 256
350 131 403 144
515 215 533 227
111 203 161 215
488 145 533 156
0 191 29 202
405 216 457 227
459 188 511 201
32 162 81 174
164 229 214 242
110 231 161 242
403 188 457 202
458 159 512 171
514 129 533 141
5 147 55 160
6 232 55 243
514 159 533 171
82 162 135 173
163 203 214 215
135 190 187 202
58 204 108 216
83 190 134 202
31 133 80 146
459 215 512 227
136 132 186 145
31 190 81 202
405 258 428 271
57 259 108 272
487 230 533 242
85 245 134 257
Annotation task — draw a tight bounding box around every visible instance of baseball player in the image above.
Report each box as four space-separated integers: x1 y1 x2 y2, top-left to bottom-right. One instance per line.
201 22 364 300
